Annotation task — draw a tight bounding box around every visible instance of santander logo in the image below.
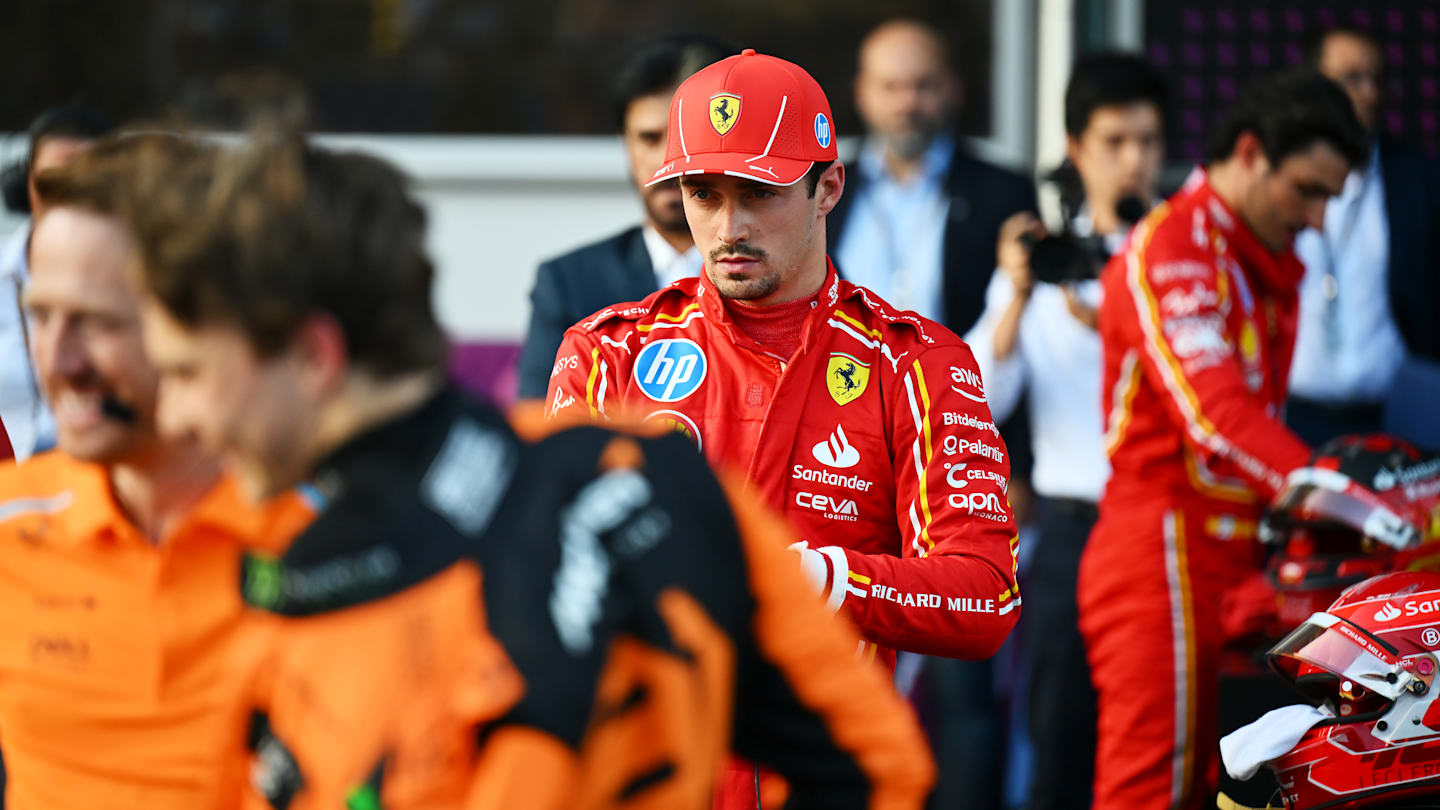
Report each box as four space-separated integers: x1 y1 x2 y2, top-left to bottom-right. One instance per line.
812 425 860 469
1374 603 1403 623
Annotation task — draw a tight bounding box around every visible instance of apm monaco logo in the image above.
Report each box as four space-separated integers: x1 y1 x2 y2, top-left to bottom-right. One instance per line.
635 339 707 402
1374 603 1403 623
814 113 832 149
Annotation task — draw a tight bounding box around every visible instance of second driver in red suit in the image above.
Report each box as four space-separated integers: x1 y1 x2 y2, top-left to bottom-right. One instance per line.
547 48 1020 809
1078 70 1368 810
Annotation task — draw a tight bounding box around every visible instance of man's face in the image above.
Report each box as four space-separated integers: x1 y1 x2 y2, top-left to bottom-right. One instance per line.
1240 141 1351 252
1319 33 1382 133
624 91 687 235
27 138 94 222
854 29 956 160
680 169 840 304
1067 103 1164 218
141 305 314 502
25 207 160 463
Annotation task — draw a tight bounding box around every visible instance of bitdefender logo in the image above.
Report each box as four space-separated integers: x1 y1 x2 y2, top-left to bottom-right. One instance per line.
813 425 860 469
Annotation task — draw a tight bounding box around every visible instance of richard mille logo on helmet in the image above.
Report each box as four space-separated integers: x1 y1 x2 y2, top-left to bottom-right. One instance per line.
709 93 741 136
813 425 860 469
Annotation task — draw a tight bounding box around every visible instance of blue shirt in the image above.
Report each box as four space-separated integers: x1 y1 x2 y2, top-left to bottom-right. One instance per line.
834 136 954 323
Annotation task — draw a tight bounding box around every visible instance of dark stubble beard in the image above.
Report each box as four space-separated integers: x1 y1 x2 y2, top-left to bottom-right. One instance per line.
643 178 689 234
706 241 781 301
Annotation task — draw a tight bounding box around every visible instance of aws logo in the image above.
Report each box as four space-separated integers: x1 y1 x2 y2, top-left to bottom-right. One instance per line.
949 365 986 403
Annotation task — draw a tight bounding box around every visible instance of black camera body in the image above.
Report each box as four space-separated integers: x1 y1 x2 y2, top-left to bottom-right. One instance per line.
1022 186 1148 285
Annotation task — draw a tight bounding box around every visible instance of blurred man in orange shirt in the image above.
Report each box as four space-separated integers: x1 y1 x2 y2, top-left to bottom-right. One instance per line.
0 135 309 810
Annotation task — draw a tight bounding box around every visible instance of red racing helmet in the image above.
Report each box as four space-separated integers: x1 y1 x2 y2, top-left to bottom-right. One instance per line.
1261 571 1440 809
1258 436 1440 642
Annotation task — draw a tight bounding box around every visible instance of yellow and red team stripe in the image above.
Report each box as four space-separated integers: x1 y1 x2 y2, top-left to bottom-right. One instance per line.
1124 205 1286 494
636 302 701 333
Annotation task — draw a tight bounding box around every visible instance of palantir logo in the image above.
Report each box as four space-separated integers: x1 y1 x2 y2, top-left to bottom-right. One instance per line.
812 424 860 469
635 339 707 402
1374 603 1403 623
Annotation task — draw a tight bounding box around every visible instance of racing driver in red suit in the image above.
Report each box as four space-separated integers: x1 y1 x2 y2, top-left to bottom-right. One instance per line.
1078 70 1368 810
547 48 1020 808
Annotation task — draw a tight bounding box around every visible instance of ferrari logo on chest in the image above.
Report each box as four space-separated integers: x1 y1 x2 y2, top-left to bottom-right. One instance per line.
827 352 870 406
709 94 741 136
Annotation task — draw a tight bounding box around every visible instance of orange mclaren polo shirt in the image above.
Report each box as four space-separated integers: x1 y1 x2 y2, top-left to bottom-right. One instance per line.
0 451 312 810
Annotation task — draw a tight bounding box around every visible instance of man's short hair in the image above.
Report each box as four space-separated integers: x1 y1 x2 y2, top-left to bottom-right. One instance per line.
1203 69 1368 167
802 160 836 197
1064 52 1168 138
2 104 114 214
70 132 448 378
1302 25 1380 68
33 133 210 222
611 34 735 129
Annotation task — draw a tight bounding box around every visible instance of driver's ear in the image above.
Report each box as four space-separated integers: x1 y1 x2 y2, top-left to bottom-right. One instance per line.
815 162 846 217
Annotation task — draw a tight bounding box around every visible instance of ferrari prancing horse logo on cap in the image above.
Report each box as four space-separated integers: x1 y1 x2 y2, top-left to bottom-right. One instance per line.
710 94 741 136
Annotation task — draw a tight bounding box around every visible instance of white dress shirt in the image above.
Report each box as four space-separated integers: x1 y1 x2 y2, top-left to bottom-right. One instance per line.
0 224 54 460
1290 144 1406 403
964 218 1121 503
833 136 954 323
642 225 703 290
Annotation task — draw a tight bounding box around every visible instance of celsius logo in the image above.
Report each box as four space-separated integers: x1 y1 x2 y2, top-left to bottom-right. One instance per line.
635 339 707 402
813 425 860 469
1375 603 1403 623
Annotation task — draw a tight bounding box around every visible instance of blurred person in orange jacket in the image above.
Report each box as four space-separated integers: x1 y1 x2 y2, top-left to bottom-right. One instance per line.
101 129 934 810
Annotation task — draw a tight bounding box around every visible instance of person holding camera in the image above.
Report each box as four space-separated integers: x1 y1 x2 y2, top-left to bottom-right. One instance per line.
963 52 1165 810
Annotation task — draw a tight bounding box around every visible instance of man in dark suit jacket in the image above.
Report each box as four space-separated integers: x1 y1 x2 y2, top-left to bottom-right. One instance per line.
516 35 731 400
825 19 1037 339
1287 26 1440 446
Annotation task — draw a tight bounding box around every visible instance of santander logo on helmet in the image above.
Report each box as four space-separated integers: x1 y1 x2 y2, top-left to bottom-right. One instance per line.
1373 603 1403 623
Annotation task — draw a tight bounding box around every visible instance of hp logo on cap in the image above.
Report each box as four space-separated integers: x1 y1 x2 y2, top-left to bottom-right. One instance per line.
814 113 831 149
635 339 708 402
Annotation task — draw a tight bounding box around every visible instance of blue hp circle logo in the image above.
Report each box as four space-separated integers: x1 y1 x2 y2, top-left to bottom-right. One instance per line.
635 339 708 402
814 113 831 149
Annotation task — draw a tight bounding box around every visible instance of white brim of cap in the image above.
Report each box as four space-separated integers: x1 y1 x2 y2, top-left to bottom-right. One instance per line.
644 159 815 188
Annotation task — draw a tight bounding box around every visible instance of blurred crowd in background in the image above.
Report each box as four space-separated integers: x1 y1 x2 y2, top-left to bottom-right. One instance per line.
2 1 1440 809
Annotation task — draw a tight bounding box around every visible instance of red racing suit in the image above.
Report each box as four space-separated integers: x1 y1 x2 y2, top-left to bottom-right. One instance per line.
1078 171 1312 810
547 264 1021 672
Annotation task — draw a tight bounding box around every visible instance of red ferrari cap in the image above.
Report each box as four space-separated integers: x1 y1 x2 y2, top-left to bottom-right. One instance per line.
645 48 837 188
